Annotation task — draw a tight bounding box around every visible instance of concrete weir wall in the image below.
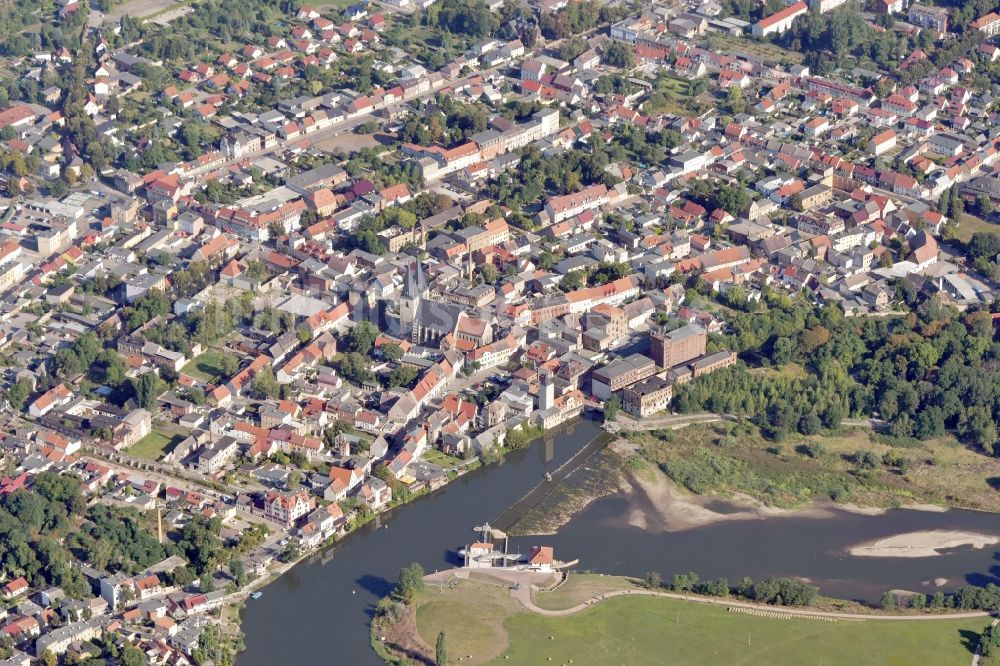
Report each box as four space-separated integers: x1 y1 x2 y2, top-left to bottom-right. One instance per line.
492 429 616 533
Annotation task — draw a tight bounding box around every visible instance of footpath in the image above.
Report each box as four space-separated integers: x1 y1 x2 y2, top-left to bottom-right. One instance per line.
427 568 993 623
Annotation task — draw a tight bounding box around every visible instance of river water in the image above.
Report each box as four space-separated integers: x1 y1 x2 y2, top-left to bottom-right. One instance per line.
239 418 1000 665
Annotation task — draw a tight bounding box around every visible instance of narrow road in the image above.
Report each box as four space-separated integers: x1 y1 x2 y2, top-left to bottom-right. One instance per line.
182 68 497 181
611 411 728 430
428 568 995 622
516 586 994 621
609 411 884 432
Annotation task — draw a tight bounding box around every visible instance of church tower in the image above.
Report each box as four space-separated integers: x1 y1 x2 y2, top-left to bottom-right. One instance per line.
539 371 554 411
399 262 421 340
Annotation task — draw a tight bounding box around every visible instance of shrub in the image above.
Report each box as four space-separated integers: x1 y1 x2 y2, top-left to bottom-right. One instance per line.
750 577 817 606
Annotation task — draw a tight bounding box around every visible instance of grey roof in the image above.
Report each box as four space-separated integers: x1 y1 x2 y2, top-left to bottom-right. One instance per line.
661 323 705 342
285 162 347 192
592 353 655 383
554 256 598 275
625 375 671 395
416 299 464 335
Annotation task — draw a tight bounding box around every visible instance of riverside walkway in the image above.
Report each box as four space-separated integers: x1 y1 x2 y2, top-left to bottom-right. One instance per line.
427 568 993 623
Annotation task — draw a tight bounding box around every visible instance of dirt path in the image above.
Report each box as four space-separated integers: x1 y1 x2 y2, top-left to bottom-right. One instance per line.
517 585 995 621
611 411 882 432
519 585 994 621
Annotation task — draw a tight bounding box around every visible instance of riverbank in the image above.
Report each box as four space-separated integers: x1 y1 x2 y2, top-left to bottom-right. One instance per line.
507 419 1000 541
588 453 1000 563
624 457 830 531
628 421 1000 513
228 448 476 645
617 458 969 534
374 571 993 665
237 417 610 665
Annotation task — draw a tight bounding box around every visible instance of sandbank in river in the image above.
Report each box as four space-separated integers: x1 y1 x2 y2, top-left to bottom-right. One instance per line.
848 531 1000 558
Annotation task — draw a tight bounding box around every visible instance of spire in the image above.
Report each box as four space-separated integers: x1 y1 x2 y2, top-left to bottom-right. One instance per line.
404 261 417 299
416 258 426 294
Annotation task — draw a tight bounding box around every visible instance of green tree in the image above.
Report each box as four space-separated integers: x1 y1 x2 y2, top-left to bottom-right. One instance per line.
219 353 239 377
130 372 165 410
880 591 896 610
388 365 418 389
394 562 425 604
726 85 747 115
250 366 279 399
981 625 1000 657
559 271 585 292
604 395 621 422
380 343 404 362
797 411 821 435
967 232 1000 262
120 646 147 666
436 631 447 666
820 402 844 430
337 352 373 385
354 229 385 255
480 263 498 284
600 41 634 68
348 321 379 357
4 378 32 412
975 194 993 218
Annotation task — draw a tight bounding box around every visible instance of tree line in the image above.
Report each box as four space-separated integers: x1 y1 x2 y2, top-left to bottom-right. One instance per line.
645 570 818 607
674 287 999 452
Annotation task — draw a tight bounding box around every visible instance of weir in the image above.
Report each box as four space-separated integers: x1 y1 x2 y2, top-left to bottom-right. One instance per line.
492 429 615 532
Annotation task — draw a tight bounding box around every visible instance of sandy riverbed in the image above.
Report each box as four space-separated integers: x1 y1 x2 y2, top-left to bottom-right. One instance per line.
848 531 1000 558
624 467 953 533
625 467 834 532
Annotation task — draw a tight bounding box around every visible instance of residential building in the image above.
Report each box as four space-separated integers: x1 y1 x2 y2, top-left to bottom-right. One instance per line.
752 2 807 37
908 3 948 31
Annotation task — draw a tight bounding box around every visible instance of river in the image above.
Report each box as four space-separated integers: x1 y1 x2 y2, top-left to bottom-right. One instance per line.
543 493 1000 603
239 418 1000 664
238 417 605 665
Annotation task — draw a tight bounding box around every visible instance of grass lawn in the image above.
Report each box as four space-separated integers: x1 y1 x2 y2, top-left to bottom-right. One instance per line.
531 573 640 611
421 449 463 469
495 595 987 665
630 421 1000 512
415 579 523 664
646 73 706 115
410 578 987 666
708 34 805 65
128 430 184 460
182 350 236 383
749 362 808 381
954 213 999 243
